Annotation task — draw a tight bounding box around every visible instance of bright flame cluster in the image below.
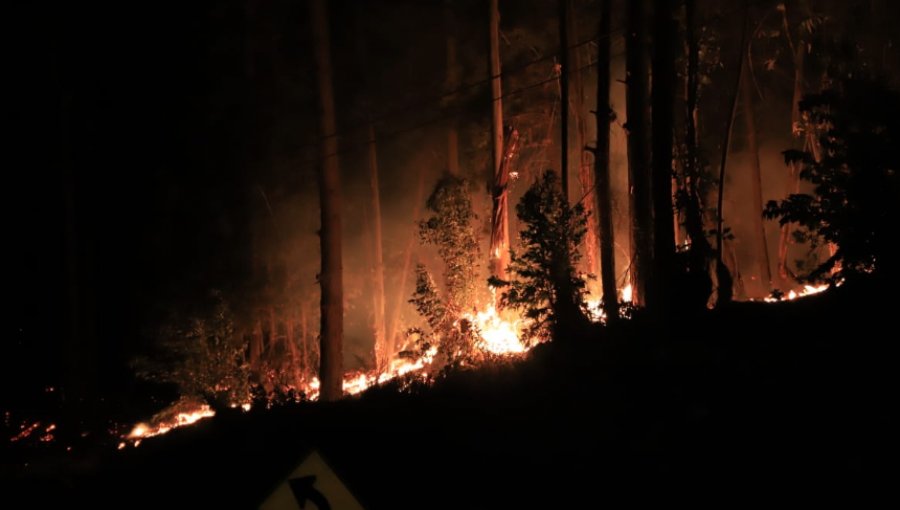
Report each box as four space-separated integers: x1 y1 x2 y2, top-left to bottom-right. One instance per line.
763 284 830 302
468 304 525 354
120 406 215 449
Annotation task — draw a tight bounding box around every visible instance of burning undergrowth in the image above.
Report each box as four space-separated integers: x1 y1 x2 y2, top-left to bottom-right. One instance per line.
116 169 834 449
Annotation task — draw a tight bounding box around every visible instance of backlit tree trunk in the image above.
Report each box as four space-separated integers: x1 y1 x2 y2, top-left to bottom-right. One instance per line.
489 0 510 287
285 314 303 389
682 0 713 307
386 166 426 357
625 0 652 306
558 0 570 199
594 0 618 322
740 47 773 292
310 0 343 402
570 0 599 280
367 123 387 372
649 0 678 311
715 4 750 306
779 0 809 283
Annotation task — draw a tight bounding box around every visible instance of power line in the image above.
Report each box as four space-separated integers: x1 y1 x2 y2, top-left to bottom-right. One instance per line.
294 0 767 165
299 58 607 167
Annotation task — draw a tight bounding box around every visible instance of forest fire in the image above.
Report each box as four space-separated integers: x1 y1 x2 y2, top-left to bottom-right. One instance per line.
764 283 831 302
122 405 215 448
120 280 644 449
468 304 525 355
120 299 536 447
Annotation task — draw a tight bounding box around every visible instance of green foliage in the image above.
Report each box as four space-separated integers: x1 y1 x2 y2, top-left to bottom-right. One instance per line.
133 291 250 406
419 176 481 311
764 79 900 282
408 264 478 368
489 170 589 342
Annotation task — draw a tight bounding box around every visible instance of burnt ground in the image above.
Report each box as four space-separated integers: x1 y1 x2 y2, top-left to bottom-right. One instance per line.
2 278 893 507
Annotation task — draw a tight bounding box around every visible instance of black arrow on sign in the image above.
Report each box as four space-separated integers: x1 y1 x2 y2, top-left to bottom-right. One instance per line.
288 475 332 510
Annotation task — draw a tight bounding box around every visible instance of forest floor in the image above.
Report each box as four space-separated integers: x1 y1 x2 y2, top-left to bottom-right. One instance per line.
2 277 893 507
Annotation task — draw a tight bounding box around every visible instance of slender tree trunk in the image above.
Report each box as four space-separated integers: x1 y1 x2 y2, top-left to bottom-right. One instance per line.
285 314 303 389
559 0 570 199
367 123 387 372
682 0 713 307
715 5 750 306
489 0 510 287
268 305 277 352
445 0 460 176
740 48 773 292
570 0 599 280
649 0 678 312
386 166 427 358
310 0 343 402
594 0 618 322
250 318 263 373
300 302 309 377
779 0 806 282
625 0 652 306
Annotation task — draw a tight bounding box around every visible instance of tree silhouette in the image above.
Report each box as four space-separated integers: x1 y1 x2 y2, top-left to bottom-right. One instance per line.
490 171 590 342
765 78 900 283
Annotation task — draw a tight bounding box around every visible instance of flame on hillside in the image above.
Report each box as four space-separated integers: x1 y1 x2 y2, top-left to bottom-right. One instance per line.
763 283 831 302
122 280 833 449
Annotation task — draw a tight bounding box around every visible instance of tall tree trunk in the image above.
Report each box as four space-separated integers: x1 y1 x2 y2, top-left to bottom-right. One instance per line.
367 123 387 372
489 0 510 287
445 0 460 176
715 5 750 306
386 166 427 358
740 48 773 292
571 0 599 279
649 0 678 312
558 0 570 199
778 0 807 283
682 0 713 307
594 0 618 322
310 0 343 402
625 0 652 306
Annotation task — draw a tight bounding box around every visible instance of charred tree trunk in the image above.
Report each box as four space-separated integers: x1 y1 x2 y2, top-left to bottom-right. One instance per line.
445 0 460 176
649 0 678 312
682 0 713 307
625 0 653 306
558 0 570 199
367 123 388 372
310 0 343 402
740 49 773 292
715 5 750 307
489 0 510 287
594 0 618 322
386 166 426 357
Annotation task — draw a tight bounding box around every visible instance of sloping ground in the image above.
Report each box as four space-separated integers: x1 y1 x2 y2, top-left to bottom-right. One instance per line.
5 278 893 506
